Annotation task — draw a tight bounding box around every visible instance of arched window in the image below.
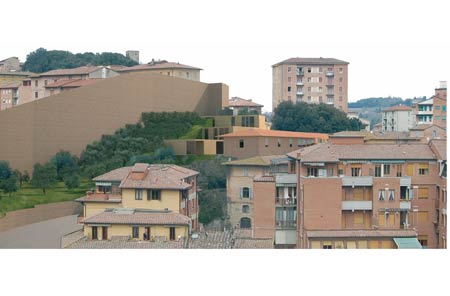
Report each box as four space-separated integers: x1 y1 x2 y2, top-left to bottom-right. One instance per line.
242 205 250 214
240 217 252 229
241 187 251 198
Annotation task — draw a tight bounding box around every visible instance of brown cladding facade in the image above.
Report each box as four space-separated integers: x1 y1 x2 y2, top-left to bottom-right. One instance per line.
0 72 228 172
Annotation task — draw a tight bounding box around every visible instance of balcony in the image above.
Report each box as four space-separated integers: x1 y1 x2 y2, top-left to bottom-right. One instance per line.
275 220 297 229
417 110 433 115
276 197 297 207
341 200 373 211
296 71 304 76
296 81 304 86
296 91 304 96
342 176 373 187
399 177 411 186
399 201 411 210
326 71 334 77
275 174 297 186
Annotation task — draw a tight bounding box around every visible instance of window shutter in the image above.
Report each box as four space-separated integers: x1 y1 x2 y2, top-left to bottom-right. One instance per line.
249 188 253 199
239 188 243 199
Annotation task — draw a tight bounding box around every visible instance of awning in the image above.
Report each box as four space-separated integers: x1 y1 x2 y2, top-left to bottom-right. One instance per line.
393 237 423 249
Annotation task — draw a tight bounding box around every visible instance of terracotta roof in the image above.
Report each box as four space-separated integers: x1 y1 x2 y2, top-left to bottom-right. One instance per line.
228 97 264 108
33 66 103 77
0 81 21 89
223 155 287 166
75 193 122 203
233 238 273 249
383 105 412 112
273 57 349 67
287 142 437 162
0 71 33 76
45 79 100 88
429 139 446 160
117 62 202 72
221 129 329 140
409 124 445 131
93 167 133 182
83 209 191 225
307 229 417 238
119 164 198 190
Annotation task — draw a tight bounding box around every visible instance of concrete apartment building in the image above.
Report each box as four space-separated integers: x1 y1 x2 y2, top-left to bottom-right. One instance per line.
0 71 228 172
243 139 447 249
381 105 414 132
76 163 199 241
223 155 288 229
272 57 349 113
415 81 447 128
221 129 329 160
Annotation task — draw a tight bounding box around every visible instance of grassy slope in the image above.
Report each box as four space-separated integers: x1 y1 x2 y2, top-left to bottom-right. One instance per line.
0 180 93 217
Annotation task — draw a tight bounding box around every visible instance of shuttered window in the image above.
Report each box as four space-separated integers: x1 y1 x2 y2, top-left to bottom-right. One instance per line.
310 241 321 249
354 212 364 225
418 211 428 223
358 241 368 249
369 240 379 249
407 164 414 176
353 188 363 200
346 241 356 249
378 213 385 226
418 187 429 199
381 240 392 249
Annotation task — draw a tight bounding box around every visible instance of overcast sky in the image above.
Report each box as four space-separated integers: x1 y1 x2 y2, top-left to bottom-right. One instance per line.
1 0 449 111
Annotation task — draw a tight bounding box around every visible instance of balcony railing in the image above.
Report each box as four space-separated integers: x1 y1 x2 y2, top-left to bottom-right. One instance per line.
342 200 372 211
296 81 304 85
275 197 297 206
342 176 373 186
326 71 334 77
275 220 297 229
296 91 304 95
296 71 304 76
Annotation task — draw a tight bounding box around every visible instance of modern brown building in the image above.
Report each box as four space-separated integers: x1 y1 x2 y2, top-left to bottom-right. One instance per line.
221 129 328 160
272 57 349 112
0 72 228 172
246 141 446 249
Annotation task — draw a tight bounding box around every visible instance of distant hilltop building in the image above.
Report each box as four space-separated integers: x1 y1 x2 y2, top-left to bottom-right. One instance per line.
0 57 21 72
125 50 140 63
272 57 349 113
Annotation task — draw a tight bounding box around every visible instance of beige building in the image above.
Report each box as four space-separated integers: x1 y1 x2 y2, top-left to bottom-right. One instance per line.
272 57 349 112
76 163 199 241
382 105 414 132
0 57 21 72
221 129 329 160
247 140 446 249
0 80 32 110
0 71 228 172
223 155 288 229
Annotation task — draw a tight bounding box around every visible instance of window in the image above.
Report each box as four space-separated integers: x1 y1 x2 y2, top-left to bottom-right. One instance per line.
307 167 318 177
239 139 244 148
277 138 281 147
384 164 390 175
418 187 429 199
378 190 385 201
418 211 428 223
34 92 38 99
289 138 293 147
23 80 31 86
92 226 98 240
407 164 414 176
240 217 252 229
318 87 322 93
322 242 332 249
44 80 48 86
443 116 446 121
231 117 235 126
418 164 429 175
307 67 312 73
354 212 364 224
241 187 251 198
287 86 291 92
319 77 323 83
132 227 139 238
374 165 382 177
170 227 176 240
243 167 249 176
34 80 38 87
443 106 446 111
339 77 343 82
435 105 440 110
388 190 395 201
147 189 161 200
288 77 291 82
186 72 190 78
242 205 250 213
287 67 291 72
307 86 311 91
135 189 143 200
98 185 112 193
102 226 108 240
339 67 343 73
351 167 361 177
318 67 322 73
264 138 269 147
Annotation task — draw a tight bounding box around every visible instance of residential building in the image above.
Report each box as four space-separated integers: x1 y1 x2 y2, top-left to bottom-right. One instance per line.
0 80 32 110
414 81 447 128
76 163 199 241
223 155 288 229
116 59 202 81
409 124 446 141
221 129 328 160
0 57 21 72
0 71 228 172
272 57 349 112
29 66 119 100
227 97 264 115
246 141 446 248
381 105 414 132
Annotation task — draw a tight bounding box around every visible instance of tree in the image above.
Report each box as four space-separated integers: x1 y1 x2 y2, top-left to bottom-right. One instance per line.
51 151 79 181
64 174 80 189
198 189 226 225
0 161 15 196
2 174 19 197
31 163 57 194
272 101 363 133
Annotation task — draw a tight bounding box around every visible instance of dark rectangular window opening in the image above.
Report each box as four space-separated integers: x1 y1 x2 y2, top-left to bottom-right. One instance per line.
92 226 98 240
132 227 139 239
170 227 176 241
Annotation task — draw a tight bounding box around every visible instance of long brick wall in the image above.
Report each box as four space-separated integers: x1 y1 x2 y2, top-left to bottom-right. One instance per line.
0 201 82 233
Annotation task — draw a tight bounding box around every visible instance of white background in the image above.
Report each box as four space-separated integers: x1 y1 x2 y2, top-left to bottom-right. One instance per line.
1 0 449 294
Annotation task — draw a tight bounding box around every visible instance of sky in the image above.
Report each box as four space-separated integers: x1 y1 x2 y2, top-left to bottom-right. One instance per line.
1 0 449 112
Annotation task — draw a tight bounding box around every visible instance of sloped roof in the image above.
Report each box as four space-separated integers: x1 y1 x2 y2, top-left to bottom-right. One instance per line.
93 167 133 182
33 66 103 77
0 81 21 89
273 57 349 67
429 139 446 160
383 105 412 112
117 62 202 72
409 124 445 131
45 78 100 88
223 155 287 166
221 129 329 140
307 229 417 238
83 209 191 225
228 97 264 108
287 142 437 162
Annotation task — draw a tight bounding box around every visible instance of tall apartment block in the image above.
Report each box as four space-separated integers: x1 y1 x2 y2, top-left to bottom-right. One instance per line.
272 57 349 113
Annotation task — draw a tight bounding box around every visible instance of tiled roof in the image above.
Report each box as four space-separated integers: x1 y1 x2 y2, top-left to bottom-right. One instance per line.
273 57 349 67
307 229 417 238
83 209 191 226
45 79 100 88
33 66 102 77
383 105 412 112
429 139 446 160
233 238 273 249
228 97 264 108
0 71 33 76
119 164 198 190
0 81 21 89
67 236 185 249
221 129 329 140
223 155 287 166
93 167 133 182
75 193 122 203
409 124 445 131
287 142 437 161
117 62 202 72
